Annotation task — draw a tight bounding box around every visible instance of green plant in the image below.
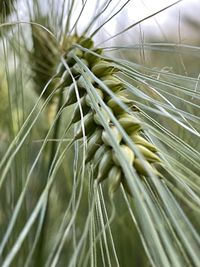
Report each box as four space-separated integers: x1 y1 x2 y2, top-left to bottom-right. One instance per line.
0 1 199 267
0 0 14 17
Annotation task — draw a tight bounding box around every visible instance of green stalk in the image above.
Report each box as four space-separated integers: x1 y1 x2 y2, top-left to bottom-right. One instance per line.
35 92 64 267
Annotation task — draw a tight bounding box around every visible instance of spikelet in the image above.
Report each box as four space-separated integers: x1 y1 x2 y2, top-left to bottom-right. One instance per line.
85 88 104 107
102 76 123 92
94 145 109 164
136 145 160 163
30 19 60 100
55 35 161 196
91 61 115 77
118 114 141 134
112 145 135 166
134 159 159 177
71 59 88 76
84 48 103 67
108 166 122 195
85 129 103 163
64 84 85 106
79 37 94 49
71 96 89 124
107 95 136 114
102 126 122 146
0 0 14 17
97 150 113 183
130 134 158 152
93 107 111 126
74 111 95 140
67 48 83 65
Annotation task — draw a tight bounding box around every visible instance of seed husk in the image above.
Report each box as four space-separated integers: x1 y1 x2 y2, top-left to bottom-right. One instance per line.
71 59 88 76
92 61 116 77
77 74 94 89
94 144 109 164
118 114 141 134
60 70 73 87
107 95 135 114
121 176 132 195
97 149 113 183
93 107 111 126
68 47 83 58
131 134 158 152
71 96 89 124
85 88 104 107
67 48 83 65
64 84 85 107
115 90 129 98
136 144 160 163
108 166 122 194
74 111 95 139
112 144 135 166
102 126 122 147
85 129 103 163
84 48 103 67
79 37 94 49
134 158 158 176
101 76 123 92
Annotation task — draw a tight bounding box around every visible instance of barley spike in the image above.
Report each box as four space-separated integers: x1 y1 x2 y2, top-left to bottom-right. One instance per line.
56 35 161 195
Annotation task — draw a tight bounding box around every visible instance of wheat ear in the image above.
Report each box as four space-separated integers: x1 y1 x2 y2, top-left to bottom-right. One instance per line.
48 35 161 195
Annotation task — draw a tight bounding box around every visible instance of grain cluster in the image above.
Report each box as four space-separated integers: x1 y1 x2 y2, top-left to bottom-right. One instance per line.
48 36 161 194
